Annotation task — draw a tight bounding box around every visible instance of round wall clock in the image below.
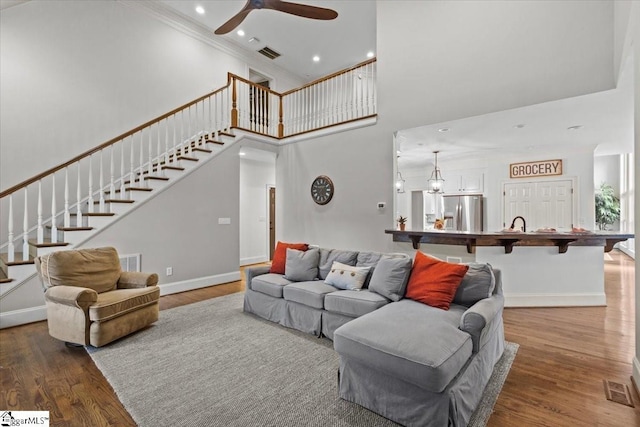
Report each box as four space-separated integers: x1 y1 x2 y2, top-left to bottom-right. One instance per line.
310 175 334 205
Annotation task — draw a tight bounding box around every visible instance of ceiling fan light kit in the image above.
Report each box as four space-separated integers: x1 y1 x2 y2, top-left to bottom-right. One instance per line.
215 0 339 35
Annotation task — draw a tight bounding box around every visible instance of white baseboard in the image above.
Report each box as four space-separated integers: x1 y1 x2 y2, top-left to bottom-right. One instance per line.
0 305 47 329
240 256 269 266
159 271 241 296
504 292 606 307
619 244 635 259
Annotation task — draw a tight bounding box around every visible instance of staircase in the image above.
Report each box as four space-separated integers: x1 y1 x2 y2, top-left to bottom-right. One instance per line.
0 131 236 296
0 59 377 319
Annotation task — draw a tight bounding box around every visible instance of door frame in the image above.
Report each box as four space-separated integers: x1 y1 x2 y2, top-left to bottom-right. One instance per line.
501 176 578 230
267 184 276 261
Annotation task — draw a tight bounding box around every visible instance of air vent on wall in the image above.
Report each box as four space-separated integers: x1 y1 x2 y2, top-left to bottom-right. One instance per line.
119 253 141 272
258 46 281 60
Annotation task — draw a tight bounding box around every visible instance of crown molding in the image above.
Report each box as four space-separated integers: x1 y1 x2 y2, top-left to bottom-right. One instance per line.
118 0 305 85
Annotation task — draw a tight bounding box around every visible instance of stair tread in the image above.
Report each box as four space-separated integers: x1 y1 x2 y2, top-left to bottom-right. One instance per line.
28 239 70 248
0 277 13 284
112 187 153 193
193 147 213 153
0 253 35 266
94 199 135 204
71 212 116 217
205 140 225 146
46 226 94 231
177 156 199 162
219 131 235 138
144 176 170 181
162 165 185 171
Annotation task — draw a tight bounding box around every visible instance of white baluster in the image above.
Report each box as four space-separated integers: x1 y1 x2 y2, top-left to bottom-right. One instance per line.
64 167 71 227
120 140 126 199
87 155 94 213
148 127 153 176
22 188 29 261
51 175 58 242
37 180 44 243
180 110 185 160
156 122 161 170
110 145 115 199
7 195 15 262
76 163 83 227
139 129 145 186
187 106 192 155
194 102 199 147
130 134 135 188
99 151 106 211
165 119 170 176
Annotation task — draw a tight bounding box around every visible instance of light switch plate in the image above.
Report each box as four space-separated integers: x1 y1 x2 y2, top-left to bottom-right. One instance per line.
218 217 231 225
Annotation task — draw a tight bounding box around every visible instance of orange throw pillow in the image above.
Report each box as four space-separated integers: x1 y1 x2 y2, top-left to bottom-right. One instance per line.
405 252 469 310
270 242 309 274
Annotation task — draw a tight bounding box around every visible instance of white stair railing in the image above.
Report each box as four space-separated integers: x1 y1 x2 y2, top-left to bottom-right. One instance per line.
1 85 232 265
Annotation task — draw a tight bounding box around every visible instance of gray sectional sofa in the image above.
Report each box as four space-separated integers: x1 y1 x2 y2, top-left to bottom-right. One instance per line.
243 247 505 427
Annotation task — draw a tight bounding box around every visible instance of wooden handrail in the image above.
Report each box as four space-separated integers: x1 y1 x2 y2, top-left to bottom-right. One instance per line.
281 58 376 96
2 59 377 197
1 78 233 198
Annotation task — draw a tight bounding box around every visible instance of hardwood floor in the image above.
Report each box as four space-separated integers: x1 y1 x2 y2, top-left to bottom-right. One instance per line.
1 252 638 426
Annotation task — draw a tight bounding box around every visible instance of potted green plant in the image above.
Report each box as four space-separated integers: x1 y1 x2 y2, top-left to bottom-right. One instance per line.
595 182 620 230
397 216 407 231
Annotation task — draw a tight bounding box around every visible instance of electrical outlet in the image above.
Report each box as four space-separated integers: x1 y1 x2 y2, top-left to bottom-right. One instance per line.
166 267 173 276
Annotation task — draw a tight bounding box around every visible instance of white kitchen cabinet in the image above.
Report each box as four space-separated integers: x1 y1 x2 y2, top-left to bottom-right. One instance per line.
443 170 484 194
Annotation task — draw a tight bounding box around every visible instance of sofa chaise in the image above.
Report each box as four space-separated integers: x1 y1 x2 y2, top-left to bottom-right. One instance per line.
243 244 505 426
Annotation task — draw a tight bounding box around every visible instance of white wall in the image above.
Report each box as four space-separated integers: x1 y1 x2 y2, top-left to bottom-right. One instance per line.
277 1 615 253
0 0 302 190
240 156 275 265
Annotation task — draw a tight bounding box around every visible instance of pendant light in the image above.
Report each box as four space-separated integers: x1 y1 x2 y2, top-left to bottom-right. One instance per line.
396 171 406 193
427 151 445 193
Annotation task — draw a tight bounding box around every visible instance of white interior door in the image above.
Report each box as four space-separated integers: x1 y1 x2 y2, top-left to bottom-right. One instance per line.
503 179 574 230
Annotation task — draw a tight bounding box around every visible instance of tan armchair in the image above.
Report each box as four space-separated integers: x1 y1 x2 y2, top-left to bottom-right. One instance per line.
34 247 160 347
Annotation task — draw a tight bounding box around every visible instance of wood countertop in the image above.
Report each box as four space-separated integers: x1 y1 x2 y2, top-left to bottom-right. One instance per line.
385 229 634 254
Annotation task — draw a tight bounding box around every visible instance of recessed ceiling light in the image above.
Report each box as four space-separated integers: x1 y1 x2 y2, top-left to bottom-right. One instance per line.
438 128 449 132
195 5 205 14
567 125 583 131
237 29 245 36
313 55 320 62
248 37 260 43
367 51 374 58
239 152 246 156
514 124 526 129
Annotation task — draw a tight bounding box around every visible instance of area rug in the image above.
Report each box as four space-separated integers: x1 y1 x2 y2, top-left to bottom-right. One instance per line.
88 292 518 427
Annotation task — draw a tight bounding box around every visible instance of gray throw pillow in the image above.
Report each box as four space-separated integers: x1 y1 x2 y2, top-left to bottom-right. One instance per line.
318 249 358 280
367 255 412 301
453 262 495 307
284 248 320 282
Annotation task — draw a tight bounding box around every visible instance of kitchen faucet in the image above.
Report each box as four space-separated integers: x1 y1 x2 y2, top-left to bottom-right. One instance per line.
510 216 526 232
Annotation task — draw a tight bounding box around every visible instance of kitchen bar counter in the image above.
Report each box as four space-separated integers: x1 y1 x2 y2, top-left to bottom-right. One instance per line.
385 229 634 254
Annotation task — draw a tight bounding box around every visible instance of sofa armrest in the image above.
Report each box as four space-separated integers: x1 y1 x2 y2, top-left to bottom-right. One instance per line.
459 294 504 353
45 285 98 309
117 271 159 289
244 265 272 290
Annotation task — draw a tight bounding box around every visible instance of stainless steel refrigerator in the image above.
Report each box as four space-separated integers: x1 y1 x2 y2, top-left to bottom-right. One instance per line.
442 194 484 232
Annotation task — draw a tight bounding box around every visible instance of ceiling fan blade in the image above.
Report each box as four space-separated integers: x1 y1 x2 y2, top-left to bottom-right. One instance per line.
214 1 255 35
264 0 338 20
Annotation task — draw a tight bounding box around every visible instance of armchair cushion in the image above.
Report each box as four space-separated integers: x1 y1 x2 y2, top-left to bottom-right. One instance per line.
118 271 159 289
89 286 160 322
36 247 120 293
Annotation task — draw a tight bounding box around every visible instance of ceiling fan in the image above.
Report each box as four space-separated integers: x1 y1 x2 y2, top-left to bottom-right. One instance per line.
214 0 338 35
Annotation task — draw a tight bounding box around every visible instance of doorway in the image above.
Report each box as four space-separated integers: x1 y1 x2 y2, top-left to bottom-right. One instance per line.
269 186 276 260
503 178 575 230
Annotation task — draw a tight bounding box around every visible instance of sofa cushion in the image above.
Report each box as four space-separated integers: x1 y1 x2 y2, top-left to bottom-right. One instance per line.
89 286 160 322
284 248 320 282
355 251 387 287
252 273 293 298
270 242 309 274
333 299 472 393
318 248 358 280
324 290 390 318
405 252 469 310
324 262 371 291
453 262 496 307
368 255 412 301
36 247 121 293
283 281 337 309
